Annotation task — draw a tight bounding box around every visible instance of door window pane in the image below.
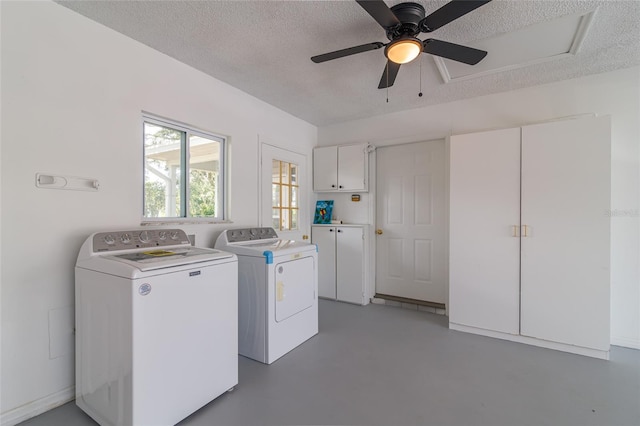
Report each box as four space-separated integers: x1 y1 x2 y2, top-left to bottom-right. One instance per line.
271 159 299 231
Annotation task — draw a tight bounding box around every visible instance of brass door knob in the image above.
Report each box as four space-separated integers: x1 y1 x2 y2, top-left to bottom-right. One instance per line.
376 229 383 235
302 235 309 240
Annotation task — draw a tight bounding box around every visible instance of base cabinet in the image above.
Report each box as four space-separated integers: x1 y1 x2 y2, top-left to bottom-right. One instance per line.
312 225 368 305
449 116 611 359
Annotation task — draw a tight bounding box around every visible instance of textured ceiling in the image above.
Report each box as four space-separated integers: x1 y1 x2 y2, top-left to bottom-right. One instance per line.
56 0 640 127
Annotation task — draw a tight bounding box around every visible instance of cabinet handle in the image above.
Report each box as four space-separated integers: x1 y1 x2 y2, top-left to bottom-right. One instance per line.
331 184 336 188
522 225 530 237
329 229 334 232
512 225 519 237
339 185 343 189
337 229 342 233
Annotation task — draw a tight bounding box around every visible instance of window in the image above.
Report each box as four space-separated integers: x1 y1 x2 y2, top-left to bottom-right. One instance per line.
143 115 225 220
271 159 298 231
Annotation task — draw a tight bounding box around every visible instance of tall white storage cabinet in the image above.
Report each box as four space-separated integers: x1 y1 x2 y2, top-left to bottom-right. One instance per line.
313 144 368 192
449 116 611 360
312 224 369 305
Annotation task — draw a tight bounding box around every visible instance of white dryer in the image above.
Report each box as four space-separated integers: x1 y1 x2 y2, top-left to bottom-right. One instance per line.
215 228 318 364
75 229 238 426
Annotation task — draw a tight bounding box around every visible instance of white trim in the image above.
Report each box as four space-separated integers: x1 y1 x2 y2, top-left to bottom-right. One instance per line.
1 386 75 426
449 322 610 360
611 336 640 350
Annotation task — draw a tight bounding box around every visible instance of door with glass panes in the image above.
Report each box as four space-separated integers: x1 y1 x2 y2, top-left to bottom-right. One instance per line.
260 144 308 241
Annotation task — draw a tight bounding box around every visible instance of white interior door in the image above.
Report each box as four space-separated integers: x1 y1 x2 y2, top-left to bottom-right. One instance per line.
520 116 611 350
375 141 447 303
261 144 308 241
449 128 521 334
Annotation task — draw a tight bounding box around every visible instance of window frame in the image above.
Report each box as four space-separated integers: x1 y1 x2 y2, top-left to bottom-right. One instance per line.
141 113 228 224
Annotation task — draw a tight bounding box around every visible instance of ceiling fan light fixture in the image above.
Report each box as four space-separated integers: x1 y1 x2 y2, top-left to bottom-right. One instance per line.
385 37 423 64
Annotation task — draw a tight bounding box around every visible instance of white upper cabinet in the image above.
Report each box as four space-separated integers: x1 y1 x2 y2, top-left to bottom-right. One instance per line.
313 144 368 192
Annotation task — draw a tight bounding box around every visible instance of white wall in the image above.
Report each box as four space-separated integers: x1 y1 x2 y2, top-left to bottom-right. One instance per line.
318 67 640 350
0 2 316 424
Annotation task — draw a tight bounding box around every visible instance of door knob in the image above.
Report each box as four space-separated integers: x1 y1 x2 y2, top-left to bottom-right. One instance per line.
302 235 309 240
376 229 383 235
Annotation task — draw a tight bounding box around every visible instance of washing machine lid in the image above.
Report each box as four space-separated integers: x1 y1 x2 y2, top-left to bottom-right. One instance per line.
105 247 233 271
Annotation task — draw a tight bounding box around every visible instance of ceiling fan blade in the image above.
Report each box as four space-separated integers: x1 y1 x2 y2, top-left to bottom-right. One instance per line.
422 0 492 32
356 0 400 29
311 42 384 63
423 39 487 65
378 60 401 89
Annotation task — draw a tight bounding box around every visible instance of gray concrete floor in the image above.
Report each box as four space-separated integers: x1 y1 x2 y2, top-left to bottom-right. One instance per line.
21 300 640 426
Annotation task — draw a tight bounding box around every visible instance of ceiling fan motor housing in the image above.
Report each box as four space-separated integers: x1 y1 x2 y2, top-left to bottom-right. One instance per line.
387 2 426 40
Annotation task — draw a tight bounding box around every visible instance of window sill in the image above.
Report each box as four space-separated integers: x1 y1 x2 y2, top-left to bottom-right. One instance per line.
141 218 233 226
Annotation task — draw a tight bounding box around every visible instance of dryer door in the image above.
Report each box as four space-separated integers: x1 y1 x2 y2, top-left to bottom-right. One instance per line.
274 256 315 322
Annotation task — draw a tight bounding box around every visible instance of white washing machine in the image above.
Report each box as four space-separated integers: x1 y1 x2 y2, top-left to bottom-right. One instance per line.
215 227 318 364
75 229 238 426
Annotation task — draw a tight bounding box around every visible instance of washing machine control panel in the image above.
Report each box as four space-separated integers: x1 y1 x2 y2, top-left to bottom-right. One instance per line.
92 229 191 252
226 227 279 243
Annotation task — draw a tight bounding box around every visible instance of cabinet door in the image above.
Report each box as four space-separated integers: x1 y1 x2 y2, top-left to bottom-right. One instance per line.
312 226 337 299
336 226 364 304
337 144 367 191
313 146 338 191
520 116 610 350
449 128 521 334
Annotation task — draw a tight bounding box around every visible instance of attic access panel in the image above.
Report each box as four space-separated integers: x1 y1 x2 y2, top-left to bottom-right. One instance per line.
435 10 595 82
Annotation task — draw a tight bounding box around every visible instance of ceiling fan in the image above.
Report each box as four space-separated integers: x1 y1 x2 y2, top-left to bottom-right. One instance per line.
311 0 492 89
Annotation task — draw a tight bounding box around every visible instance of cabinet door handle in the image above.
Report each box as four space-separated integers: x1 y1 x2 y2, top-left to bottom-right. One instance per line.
331 184 336 188
337 229 342 233
339 185 343 189
512 225 519 237
329 228 334 232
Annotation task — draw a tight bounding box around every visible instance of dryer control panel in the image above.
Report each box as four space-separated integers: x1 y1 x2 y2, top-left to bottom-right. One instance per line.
92 229 191 252
226 227 279 243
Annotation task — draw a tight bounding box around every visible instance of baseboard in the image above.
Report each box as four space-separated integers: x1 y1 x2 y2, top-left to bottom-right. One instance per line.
611 336 640 350
449 322 610 360
1 386 75 426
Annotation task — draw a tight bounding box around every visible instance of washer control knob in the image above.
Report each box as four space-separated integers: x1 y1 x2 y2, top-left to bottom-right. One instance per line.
139 231 150 243
158 231 167 240
104 234 115 245
169 231 179 240
120 233 131 244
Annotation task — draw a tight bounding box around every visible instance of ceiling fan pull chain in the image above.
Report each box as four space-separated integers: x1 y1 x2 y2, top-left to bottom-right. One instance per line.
386 62 389 103
418 55 423 98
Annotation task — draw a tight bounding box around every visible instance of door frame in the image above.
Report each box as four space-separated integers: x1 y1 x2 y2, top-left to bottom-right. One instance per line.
258 142 310 241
